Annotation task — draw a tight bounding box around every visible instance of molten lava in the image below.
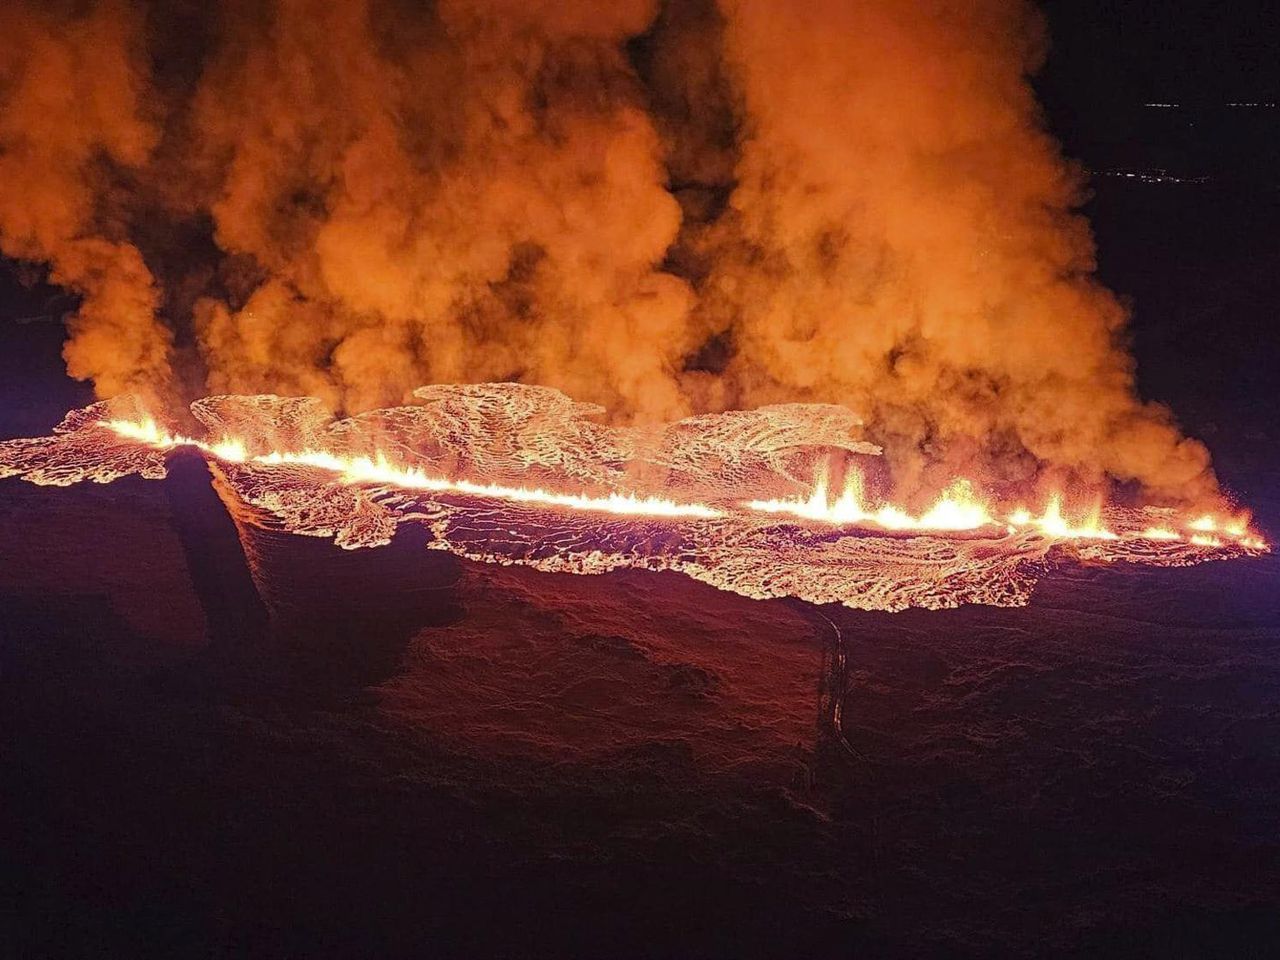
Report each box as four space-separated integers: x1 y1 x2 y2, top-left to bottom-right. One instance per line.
102 417 725 520
749 473 997 532
744 468 1259 547
95 417 1263 548
0 385 1268 612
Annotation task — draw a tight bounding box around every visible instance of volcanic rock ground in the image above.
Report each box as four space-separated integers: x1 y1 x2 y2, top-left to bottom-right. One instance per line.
4 115 1280 957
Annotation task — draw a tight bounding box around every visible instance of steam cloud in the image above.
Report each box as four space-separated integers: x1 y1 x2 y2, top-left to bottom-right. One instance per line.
0 0 1217 501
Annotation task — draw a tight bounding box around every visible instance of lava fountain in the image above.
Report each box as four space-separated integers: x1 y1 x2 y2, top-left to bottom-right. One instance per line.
0 383 1267 612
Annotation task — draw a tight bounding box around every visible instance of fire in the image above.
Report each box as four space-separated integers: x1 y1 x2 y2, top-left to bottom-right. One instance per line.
262 448 725 519
0 388 1268 614
101 418 724 520
745 465 1265 547
1188 513 1250 537
80 416 1270 549
747 472 997 532
1007 494 1117 540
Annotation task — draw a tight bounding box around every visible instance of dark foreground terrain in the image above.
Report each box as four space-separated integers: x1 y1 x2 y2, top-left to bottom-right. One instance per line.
1 457 1278 959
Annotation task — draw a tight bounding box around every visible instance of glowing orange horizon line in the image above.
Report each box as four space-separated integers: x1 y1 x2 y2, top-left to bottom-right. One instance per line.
97 417 1268 548
99 418 725 519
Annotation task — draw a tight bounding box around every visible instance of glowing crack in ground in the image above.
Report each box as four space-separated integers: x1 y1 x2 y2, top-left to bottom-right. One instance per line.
0 384 1267 612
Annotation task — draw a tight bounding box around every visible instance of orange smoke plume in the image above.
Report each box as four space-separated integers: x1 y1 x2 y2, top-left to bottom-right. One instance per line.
0 0 1222 506
693 0 1214 500
0 2 171 402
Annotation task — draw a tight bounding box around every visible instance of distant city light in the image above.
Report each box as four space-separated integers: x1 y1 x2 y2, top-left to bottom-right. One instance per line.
1096 168 1209 185
1144 101 1277 109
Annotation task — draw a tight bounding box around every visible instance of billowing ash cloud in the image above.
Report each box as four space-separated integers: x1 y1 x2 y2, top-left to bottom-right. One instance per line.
0 2 170 402
0 0 1216 501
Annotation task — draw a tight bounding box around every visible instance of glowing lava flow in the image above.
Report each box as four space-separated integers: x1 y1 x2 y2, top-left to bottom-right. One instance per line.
1005 495 1117 540
746 468 1265 548
748 473 996 532
100 418 725 520
99 415 1267 550
0 386 1268 613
